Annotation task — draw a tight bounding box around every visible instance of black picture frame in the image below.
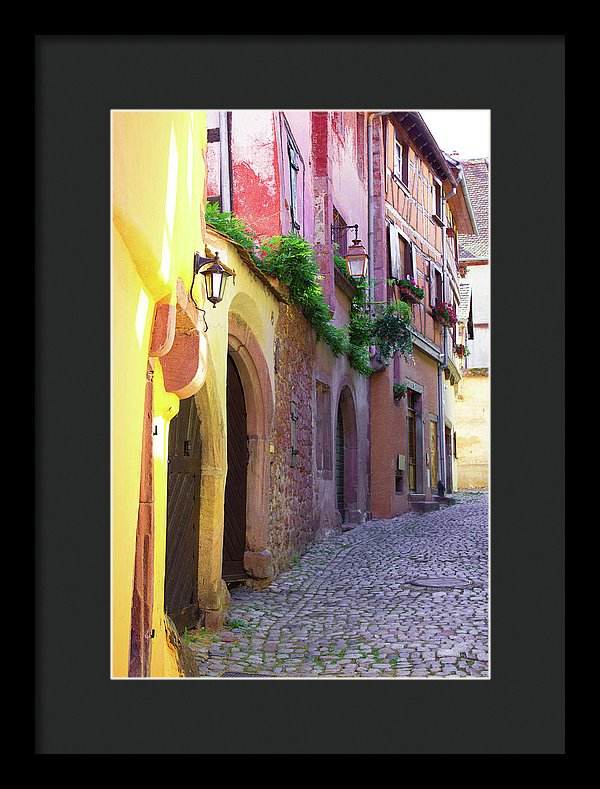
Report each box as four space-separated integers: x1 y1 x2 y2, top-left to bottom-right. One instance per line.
35 34 565 755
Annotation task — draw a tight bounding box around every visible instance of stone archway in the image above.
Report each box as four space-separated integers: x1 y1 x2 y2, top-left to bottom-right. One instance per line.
182 308 275 629
336 385 359 524
227 313 274 585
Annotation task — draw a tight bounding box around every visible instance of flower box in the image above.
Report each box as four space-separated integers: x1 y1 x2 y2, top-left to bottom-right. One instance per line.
393 383 407 401
394 276 424 305
432 302 457 327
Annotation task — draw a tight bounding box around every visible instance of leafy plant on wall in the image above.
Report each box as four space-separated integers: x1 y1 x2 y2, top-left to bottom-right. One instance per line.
346 278 373 375
258 233 348 358
205 205 411 375
370 300 413 367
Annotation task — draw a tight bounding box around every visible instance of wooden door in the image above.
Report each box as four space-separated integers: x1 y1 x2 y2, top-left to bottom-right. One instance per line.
336 403 345 516
165 395 201 633
445 426 453 493
429 420 438 491
222 354 248 582
407 391 417 492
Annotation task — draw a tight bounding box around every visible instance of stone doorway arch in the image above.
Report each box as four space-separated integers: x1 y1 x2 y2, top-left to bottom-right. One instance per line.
336 385 359 523
226 315 274 586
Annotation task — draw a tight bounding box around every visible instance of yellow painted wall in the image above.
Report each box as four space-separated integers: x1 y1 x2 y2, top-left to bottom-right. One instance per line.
112 110 208 678
112 110 282 678
455 375 490 489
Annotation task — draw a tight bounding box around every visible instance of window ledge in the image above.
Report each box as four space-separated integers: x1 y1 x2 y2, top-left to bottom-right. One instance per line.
391 172 411 196
334 264 358 299
432 214 444 227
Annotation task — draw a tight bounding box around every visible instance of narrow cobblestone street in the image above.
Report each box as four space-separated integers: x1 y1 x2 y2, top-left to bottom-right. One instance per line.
187 491 489 678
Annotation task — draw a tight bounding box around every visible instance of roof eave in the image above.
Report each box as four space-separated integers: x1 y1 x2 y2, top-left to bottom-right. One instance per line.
392 111 457 187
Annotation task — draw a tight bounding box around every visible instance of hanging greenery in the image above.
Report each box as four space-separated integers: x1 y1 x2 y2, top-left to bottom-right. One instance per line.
371 300 413 367
204 205 393 375
257 233 348 357
205 202 262 265
346 278 373 375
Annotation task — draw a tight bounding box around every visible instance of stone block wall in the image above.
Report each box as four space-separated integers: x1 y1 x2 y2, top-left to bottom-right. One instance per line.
267 302 319 577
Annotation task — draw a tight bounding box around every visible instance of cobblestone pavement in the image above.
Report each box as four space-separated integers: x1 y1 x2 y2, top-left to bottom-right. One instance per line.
187 491 489 679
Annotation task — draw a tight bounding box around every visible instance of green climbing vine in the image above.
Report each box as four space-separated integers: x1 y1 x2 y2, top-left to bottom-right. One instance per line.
258 233 348 357
204 205 412 373
346 278 373 375
370 300 413 366
205 202 261 264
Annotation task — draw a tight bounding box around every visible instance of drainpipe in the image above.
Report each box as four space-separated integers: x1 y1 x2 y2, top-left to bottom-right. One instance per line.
437 167 463 495
219 111 232 213
366 111 391 518
367 112 392 307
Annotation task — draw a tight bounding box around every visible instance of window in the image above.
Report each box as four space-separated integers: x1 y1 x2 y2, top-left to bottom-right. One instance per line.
435 269 443 305
288 143 300 234
431 177 443 221
389 227 414 281
429 262 443 307
332 207 348 257
394 131 409 187
315 382 332 472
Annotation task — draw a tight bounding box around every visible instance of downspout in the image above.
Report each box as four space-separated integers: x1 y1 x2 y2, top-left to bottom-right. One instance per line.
367 112 392 307
437 166 464 495
366 111 391 518
219 111 232 213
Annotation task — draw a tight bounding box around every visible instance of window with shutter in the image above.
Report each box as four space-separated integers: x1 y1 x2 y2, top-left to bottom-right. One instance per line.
332 207 348 257
288 143 300 234
429 262 436 307
435 269 443 305
389 228 402 280
393 134 410 187
432 177 443 221
408 242 417 279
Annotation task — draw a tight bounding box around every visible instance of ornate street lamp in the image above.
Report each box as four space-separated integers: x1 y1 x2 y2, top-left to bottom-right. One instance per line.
331 222 370 280
343 236 369 279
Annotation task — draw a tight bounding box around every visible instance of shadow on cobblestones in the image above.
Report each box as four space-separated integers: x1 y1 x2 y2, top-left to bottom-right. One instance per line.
186 491 489 679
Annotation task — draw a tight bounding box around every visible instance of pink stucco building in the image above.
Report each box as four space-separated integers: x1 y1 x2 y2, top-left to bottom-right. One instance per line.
206 111 372 580
205 110 477 586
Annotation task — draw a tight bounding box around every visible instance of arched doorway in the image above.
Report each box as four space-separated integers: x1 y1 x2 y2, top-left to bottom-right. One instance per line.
335 401 345 517
165 395 201 633
335 385 358 523
222 352 248 582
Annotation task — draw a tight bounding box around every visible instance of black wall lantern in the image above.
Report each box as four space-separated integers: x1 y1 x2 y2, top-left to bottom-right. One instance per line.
331 222 369 280
191 250 235 311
